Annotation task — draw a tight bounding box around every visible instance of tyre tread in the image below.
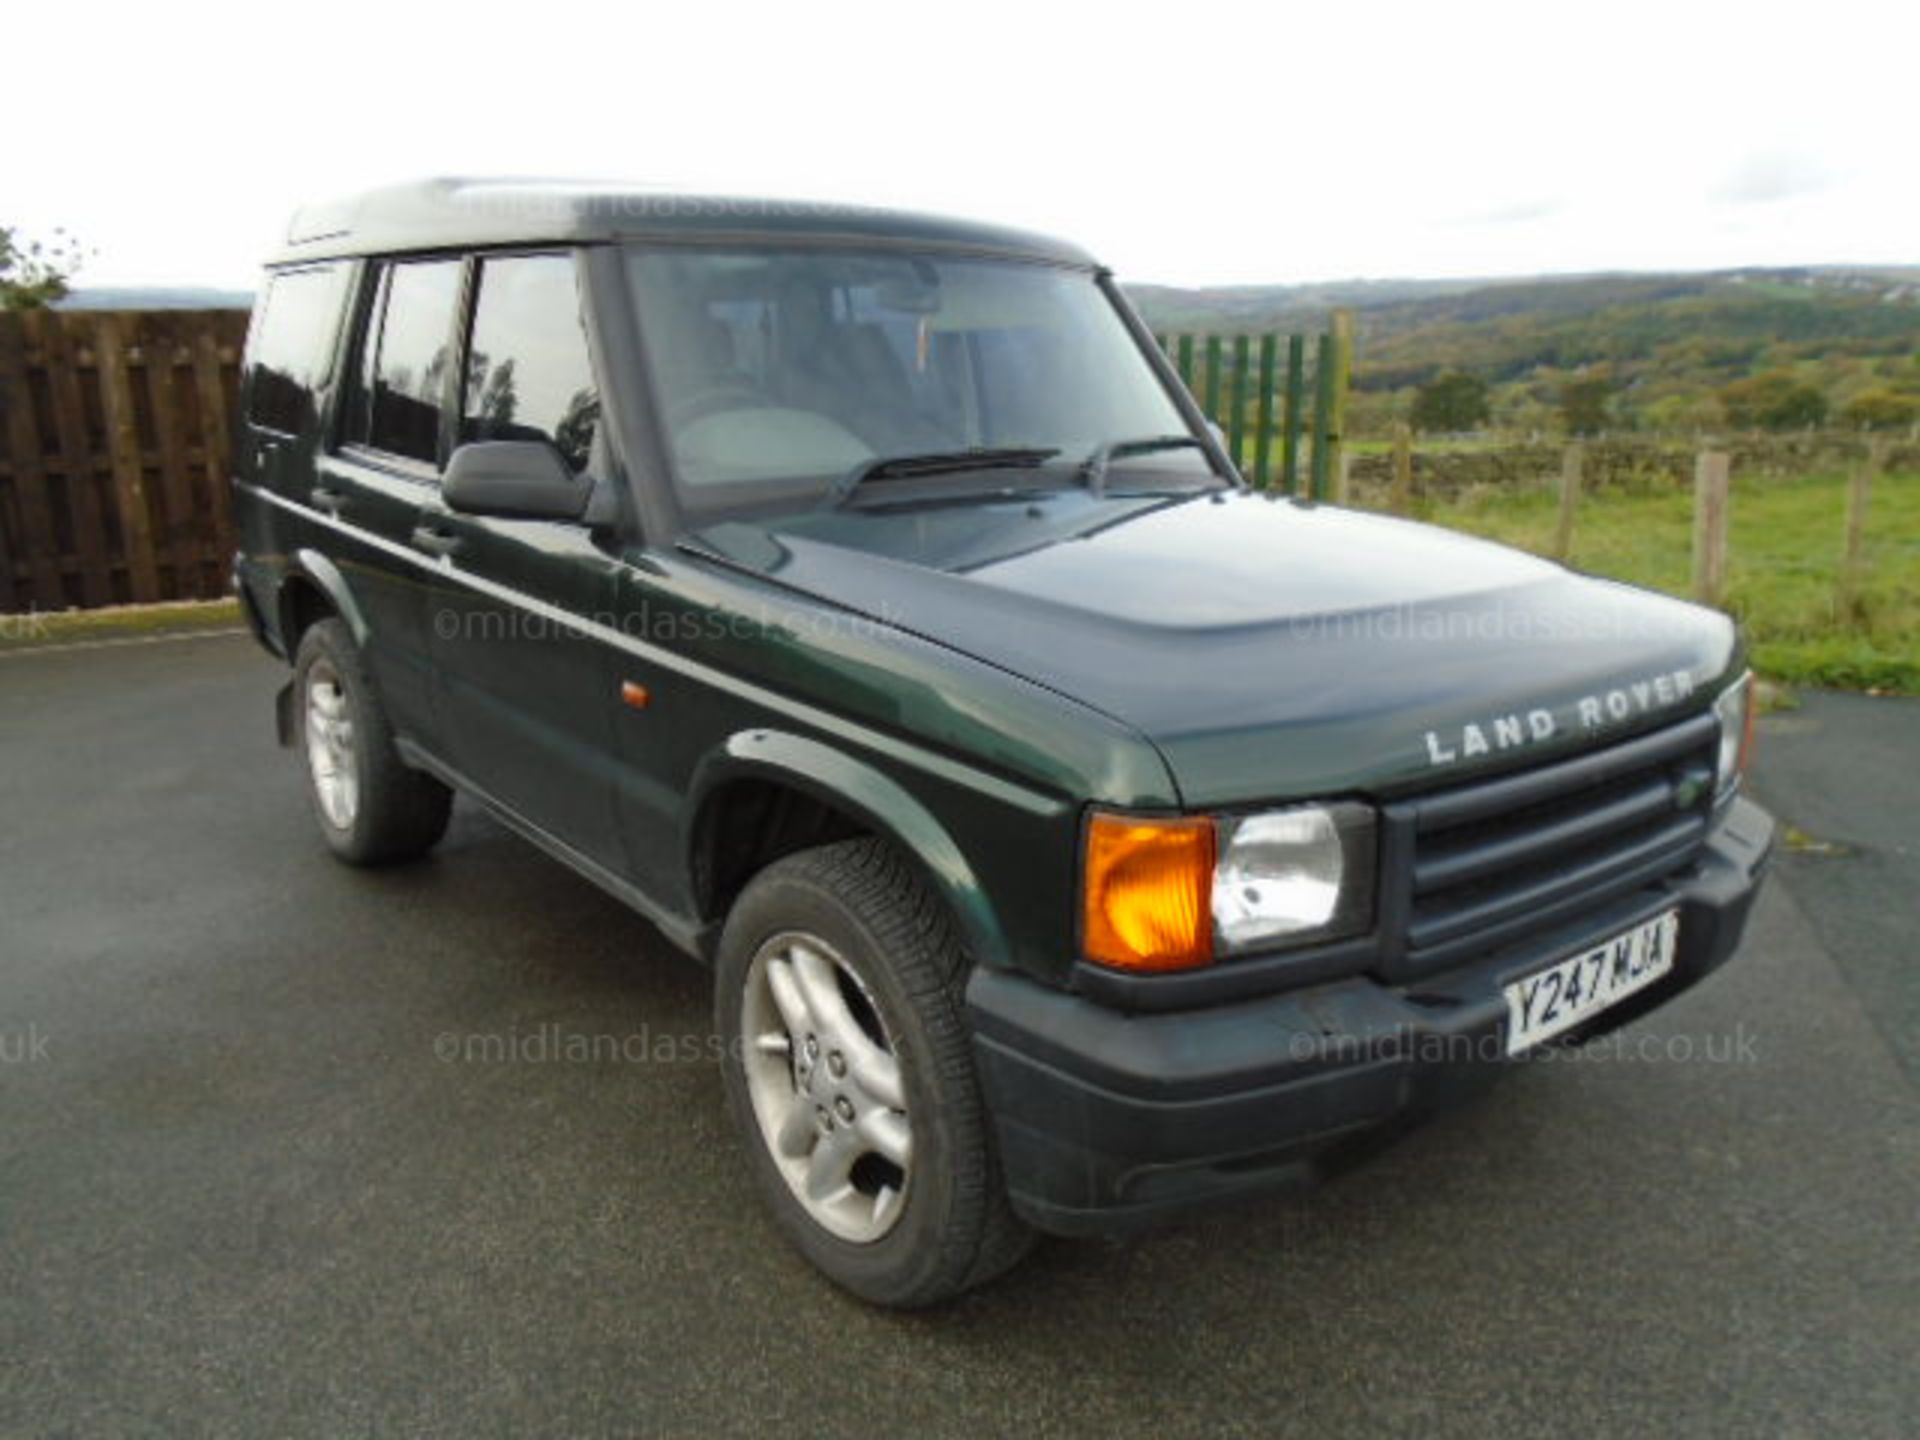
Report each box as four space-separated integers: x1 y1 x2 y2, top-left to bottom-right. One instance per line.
294 618 452 865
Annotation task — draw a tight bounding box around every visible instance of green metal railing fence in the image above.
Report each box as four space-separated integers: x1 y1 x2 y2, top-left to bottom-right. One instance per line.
1154 308 1351 499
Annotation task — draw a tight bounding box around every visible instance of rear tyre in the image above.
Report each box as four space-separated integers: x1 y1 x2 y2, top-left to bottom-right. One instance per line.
292 617 452 865
715 837 1033 1307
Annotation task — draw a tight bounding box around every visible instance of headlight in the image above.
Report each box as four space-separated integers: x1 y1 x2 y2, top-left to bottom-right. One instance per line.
1081 803 1376 972
1712 672 1755 797
1214 803 1376 953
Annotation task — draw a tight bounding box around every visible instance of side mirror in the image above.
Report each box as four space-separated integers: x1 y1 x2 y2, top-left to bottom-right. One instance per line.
443 441 591 521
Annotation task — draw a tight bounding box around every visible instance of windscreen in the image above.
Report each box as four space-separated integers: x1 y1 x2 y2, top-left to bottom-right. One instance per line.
626 247 1204 513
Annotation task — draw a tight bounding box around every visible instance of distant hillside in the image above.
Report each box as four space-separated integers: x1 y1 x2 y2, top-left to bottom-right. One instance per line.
1125 267 1920 433
1125 276 1487 332
57 286 253 311
1125 266 1920 333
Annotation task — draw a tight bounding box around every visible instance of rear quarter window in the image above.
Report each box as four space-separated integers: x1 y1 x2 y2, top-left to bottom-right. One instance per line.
245 265 349 436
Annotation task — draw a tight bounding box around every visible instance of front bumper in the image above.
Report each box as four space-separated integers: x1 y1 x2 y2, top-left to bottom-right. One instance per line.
968 795 1775 1237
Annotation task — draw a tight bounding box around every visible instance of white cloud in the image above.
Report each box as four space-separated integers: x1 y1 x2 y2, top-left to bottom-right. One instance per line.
1447 198 1564 227
1711 149 1835 206
8 0 1916 289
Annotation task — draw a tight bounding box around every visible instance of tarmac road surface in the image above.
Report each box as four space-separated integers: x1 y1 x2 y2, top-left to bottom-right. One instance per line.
1 632 1915 1437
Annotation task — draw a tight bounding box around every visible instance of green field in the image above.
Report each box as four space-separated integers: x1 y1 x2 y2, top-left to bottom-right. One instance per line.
1408 468 1920 693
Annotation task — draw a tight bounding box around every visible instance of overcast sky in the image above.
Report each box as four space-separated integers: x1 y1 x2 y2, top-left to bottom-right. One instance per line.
9 0 1914 291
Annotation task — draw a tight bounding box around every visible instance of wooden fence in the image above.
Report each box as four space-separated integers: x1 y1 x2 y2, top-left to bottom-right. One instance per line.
1156 309 1353 497
0 309 248 614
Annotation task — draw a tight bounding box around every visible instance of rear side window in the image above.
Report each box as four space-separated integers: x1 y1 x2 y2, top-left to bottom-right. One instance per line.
246 265 347 435
352 259 463 465
461 254 600 473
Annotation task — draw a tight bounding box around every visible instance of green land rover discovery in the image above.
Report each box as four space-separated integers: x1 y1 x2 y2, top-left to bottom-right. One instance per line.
232 179 1775 1306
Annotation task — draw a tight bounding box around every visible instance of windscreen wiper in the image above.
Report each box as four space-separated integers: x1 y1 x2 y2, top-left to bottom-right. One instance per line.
834 447 1061 505
1079 435 1206 496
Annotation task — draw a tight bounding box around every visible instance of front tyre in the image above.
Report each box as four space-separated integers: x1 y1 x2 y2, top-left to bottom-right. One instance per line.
292 618 452 866
715 838 1032 1306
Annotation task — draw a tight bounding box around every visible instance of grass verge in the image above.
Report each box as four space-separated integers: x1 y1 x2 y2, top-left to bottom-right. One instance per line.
0 598 244 652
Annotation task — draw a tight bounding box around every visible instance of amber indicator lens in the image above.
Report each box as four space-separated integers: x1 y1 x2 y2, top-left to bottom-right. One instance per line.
1081 814 1216 972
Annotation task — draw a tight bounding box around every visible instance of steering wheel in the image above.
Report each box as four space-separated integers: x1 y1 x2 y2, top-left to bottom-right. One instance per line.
668 384 766 428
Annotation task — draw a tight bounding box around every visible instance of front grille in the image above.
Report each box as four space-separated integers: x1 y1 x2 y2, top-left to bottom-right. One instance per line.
1381 713 1719 975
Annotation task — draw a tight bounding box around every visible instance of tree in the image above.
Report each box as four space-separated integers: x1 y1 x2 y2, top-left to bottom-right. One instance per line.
0 224 86 310
1410 371 1490 433
1768 384 1828 430
1559 377 1613 437
1489 386 1555 435
472 355 519 428
1643 392 1722 433
553 389 602 471
1840 389 1919 431
1718 371 1828 431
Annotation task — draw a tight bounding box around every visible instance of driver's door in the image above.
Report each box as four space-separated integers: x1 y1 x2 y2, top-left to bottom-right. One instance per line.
425 251 628 872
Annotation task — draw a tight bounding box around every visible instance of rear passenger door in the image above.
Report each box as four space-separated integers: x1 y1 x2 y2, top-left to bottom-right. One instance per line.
421 251 628 871
317 257 466 747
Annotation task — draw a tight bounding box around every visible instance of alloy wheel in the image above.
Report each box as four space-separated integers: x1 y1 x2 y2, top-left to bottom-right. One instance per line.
304 659 359 830
739 931 913 1243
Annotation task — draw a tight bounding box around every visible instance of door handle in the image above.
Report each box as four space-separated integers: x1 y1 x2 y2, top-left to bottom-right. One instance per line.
310 485 348 514
409 524 465 559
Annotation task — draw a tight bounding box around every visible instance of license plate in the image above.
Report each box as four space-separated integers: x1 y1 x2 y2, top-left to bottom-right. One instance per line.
1504 910 1679 1055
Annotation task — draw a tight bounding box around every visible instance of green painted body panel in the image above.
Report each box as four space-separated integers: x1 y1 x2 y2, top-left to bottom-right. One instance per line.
689 728 1027 972
689 488 1741 811
599 546 1163 980
425 502 632 870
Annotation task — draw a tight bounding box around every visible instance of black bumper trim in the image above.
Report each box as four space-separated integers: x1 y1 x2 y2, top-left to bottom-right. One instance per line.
967 795 1775 1237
